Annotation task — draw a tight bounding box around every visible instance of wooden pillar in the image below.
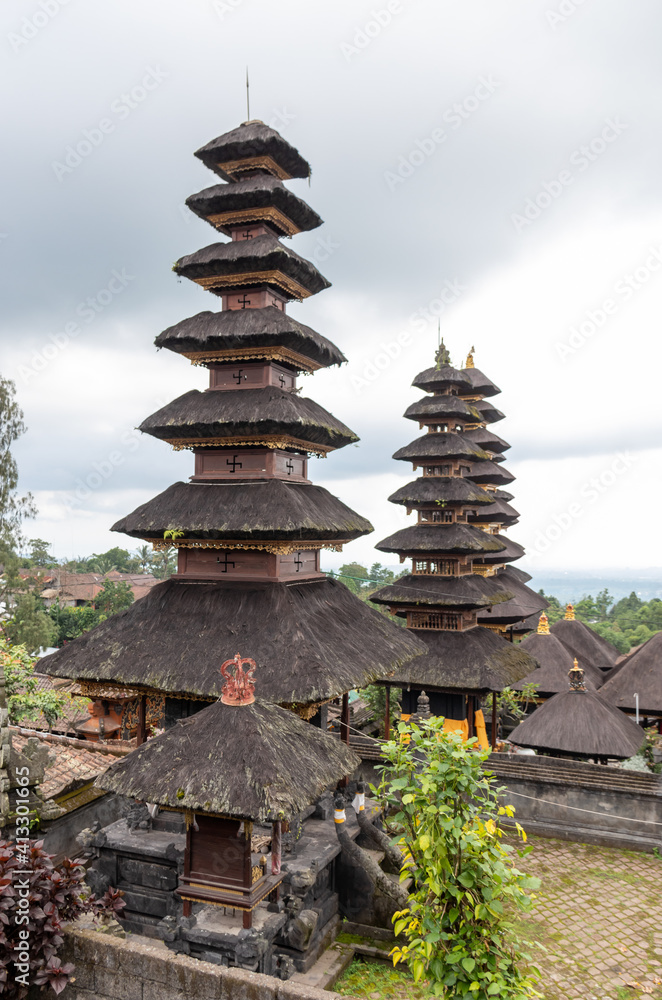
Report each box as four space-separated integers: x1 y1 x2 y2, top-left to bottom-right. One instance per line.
491 695 498 751
271 820 281 875
243 909 252 929
137 694 147 746
467 696 475 739
182 817 192 918
384 684 391 739
341 692 350 745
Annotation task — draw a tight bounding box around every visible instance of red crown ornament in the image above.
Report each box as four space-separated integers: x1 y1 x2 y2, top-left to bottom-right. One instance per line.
220 653 257 706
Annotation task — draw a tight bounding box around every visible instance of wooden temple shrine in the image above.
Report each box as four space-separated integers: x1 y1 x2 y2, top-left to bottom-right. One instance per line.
513 612 605 699
509 657 645 762
601 630 662 729
550 603 620 673
39 119 423 970
97 654 359 929
370 343 545 746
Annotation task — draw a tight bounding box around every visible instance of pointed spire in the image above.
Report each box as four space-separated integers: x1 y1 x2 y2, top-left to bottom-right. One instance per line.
465 346 475 369
435 338 451 369
564 603 575 621
568 657 585 691
537 612 550 635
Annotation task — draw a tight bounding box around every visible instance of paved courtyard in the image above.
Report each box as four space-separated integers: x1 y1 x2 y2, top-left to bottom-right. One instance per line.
516 836 662 1000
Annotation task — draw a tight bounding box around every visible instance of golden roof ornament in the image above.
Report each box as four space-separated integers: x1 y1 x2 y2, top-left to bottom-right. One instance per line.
564 603 575 621
537 612 550 635
568 657 585 691
465 346 475 369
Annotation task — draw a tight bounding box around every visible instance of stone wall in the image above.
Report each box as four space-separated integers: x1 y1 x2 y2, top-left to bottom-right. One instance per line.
56 926 348 1000
488 753 662 852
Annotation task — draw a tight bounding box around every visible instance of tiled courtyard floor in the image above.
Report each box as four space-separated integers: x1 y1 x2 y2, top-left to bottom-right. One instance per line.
515 836 662 1000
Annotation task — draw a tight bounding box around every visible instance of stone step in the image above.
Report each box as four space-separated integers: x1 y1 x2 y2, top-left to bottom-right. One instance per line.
291 940 354 990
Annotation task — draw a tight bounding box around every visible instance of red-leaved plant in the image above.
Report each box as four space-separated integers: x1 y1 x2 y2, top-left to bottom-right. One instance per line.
0 838 125 998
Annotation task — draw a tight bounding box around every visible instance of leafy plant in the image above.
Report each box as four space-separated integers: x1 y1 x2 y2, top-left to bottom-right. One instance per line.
361 684 402 736
0 636 75 728
375 717 542 998
0 839 125 998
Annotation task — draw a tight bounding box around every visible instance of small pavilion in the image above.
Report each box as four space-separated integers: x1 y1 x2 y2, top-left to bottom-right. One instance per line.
514 613 605 699
550 604 620 673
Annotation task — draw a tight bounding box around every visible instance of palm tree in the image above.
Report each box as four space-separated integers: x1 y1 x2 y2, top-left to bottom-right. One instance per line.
136 545 153 574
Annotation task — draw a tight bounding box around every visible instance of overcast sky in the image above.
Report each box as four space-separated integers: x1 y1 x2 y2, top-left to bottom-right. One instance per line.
2 0 661 580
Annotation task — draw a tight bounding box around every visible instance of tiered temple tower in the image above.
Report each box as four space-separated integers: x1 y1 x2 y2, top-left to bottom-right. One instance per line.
42 121 422 729
370 344 544 743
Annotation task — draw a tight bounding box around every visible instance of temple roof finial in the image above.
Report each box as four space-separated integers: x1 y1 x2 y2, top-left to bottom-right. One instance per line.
435 338 451 369
465 346 475 369
537 612 550 635
220 652 256 705
565 603 575 621
568 657 585 691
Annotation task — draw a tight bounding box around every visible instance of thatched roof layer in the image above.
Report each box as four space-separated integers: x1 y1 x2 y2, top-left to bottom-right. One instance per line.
194 121 311 181
412 365 472 392
403 397 481 423
370 573 515 610
508 690 645 758
473 535 525 564
512 633 604 695
389 626 538 693
40 578 425 703
599 631 662 714
460 367 500 398
466 461 516 485
393 434 490 463
387 477 494 507
464 429 511 453
503 564 532 584
139 387 358 451
186 175 322 234
550 618 620 672
476 570 548 625
97 698 359 821
111 481 372 541
174 234 330 297
375 523 507 556
474 399 505 423
469 497 520 525
154 307 345 369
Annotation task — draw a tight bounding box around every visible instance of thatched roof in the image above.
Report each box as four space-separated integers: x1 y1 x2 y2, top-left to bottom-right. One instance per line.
111 480 372 542
464 429 510 454
173 234 330 298
387 477 494 508
466 460 516 485
412 365 472 393
508 689 645 759
393 434 490 463
375 523 507 556
599 631 662 714
370 573 515 611
40 578 425 703
474 399 505 423
154 307 345 369
550 618 620 672
512 633 604 695
403 397 481 423
476 569 548 625
186 175 322 235
469 497 519 525
473 535 525 564
504 564 533 584
389 626 538 693
96 697 359 822
139 387 358 451
194 121 311 181
460 366 500 397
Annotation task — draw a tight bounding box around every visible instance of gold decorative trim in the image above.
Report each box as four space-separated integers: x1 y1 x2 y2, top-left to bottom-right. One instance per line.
166 434 332 457
151 538 348 554
183 346 322 373
192 269 312 302
206 207 300 237
213 155 291 180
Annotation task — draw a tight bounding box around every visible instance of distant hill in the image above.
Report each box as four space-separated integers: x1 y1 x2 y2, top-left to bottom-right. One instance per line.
523 570 662 604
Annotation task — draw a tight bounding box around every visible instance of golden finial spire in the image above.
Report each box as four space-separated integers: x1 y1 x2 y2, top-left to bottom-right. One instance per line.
537 612 550 635
564 603 575 621
465 346 475 369
568 657 585 691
